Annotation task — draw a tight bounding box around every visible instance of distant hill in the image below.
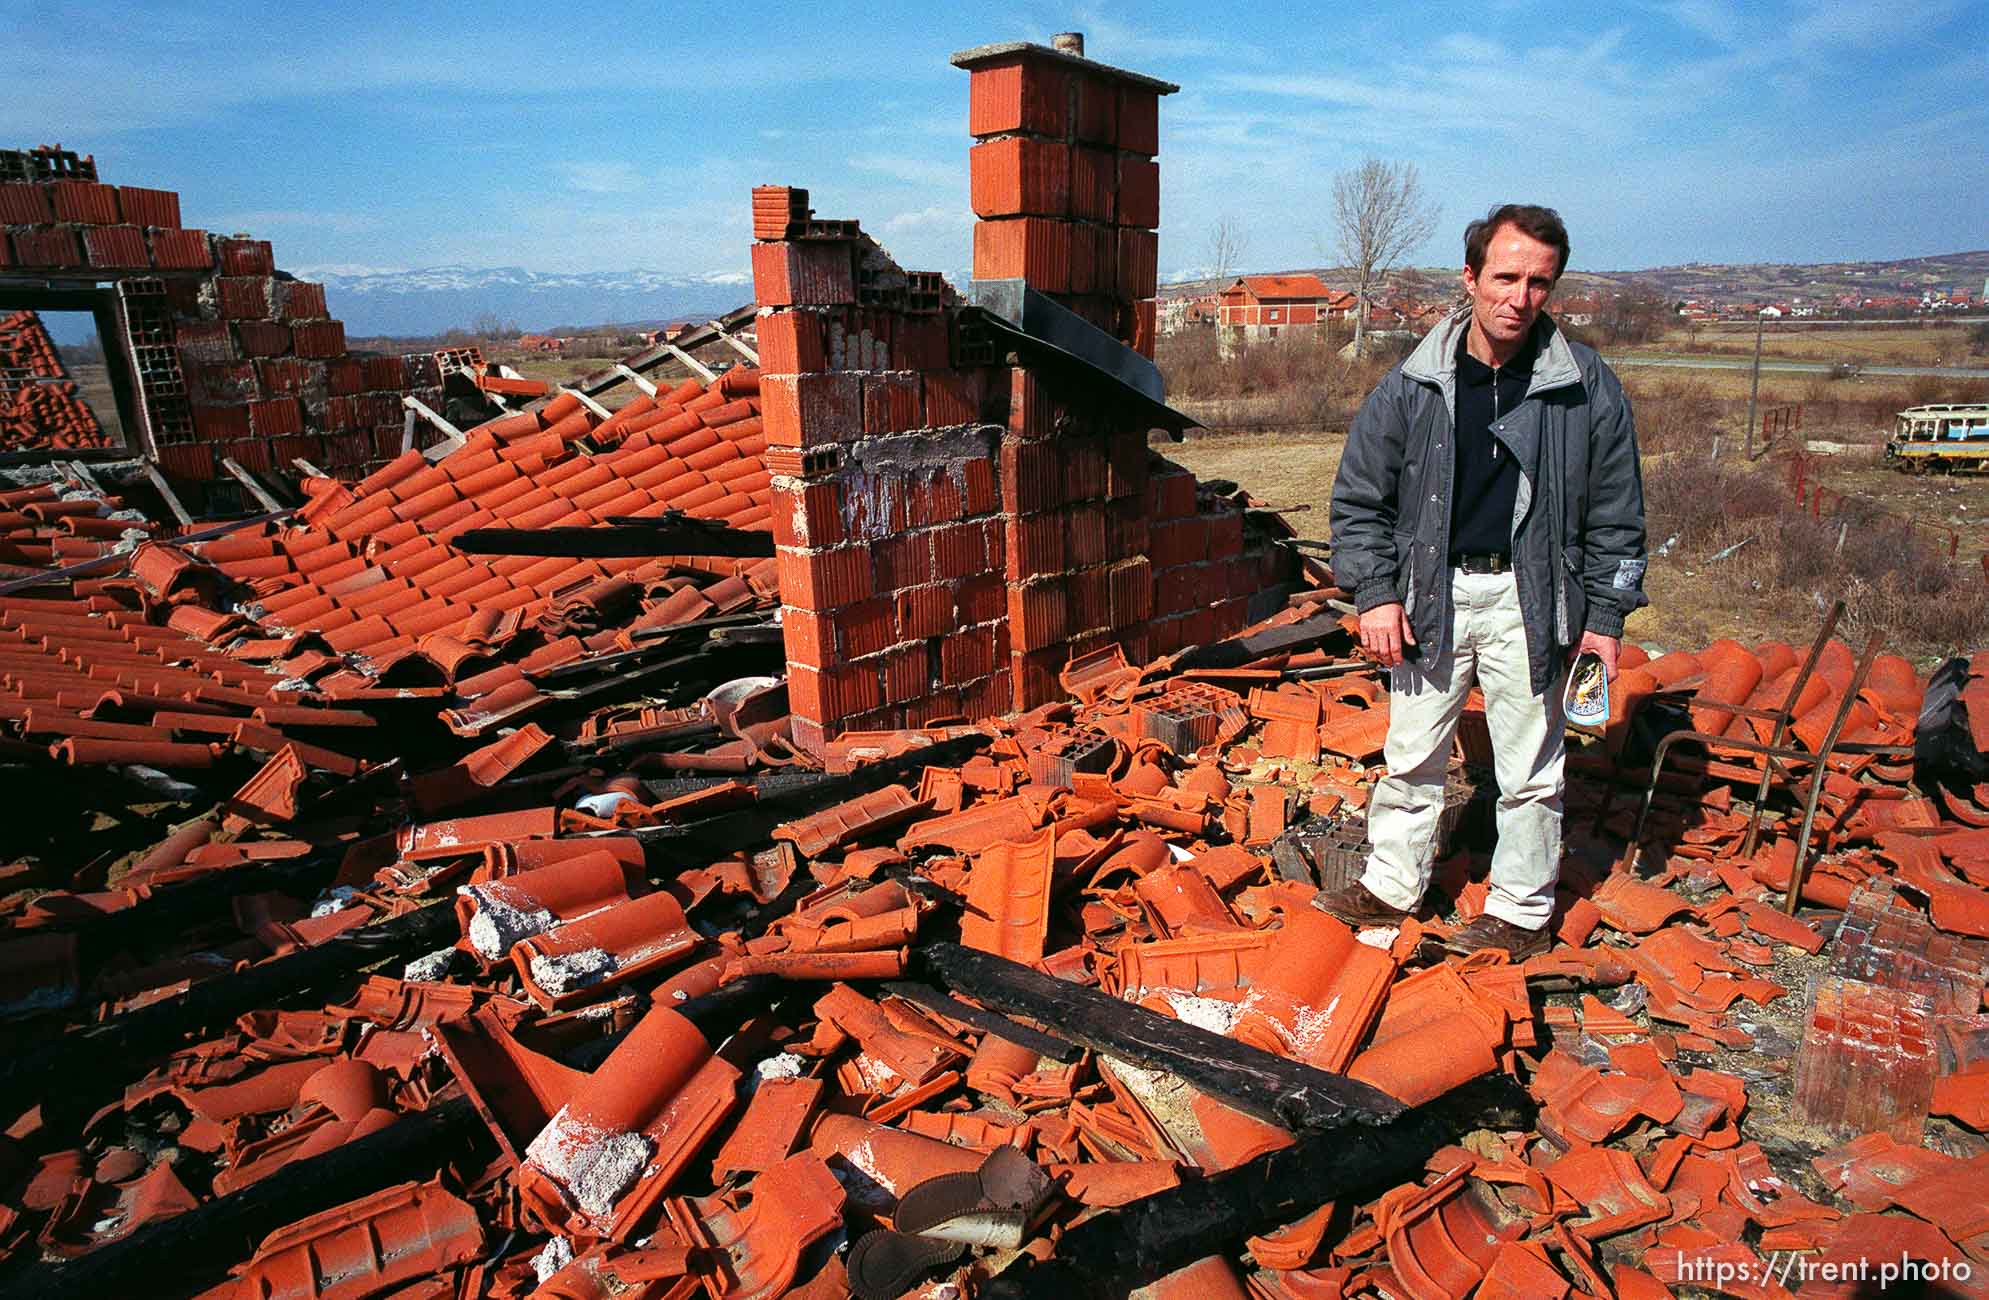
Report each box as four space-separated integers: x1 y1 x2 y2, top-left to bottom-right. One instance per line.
1163 250 1989 306
257 248 1989 341
295 265 757 339
1608 250 1989 305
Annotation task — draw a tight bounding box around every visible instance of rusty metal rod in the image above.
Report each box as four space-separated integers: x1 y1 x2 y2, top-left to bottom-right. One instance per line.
1783 631 1887 916
1618 719 1881 878
1740 601 1845 857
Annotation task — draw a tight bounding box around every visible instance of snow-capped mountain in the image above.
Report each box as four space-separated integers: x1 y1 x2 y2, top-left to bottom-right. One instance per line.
292 265 756 339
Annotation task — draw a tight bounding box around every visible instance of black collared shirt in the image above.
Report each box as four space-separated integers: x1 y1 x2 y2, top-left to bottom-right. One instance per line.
1449 331 1535 559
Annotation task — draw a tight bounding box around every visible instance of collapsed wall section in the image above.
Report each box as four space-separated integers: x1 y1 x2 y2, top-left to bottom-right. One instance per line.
759 37 1298 746
754 189 1011 752
0 144 440 481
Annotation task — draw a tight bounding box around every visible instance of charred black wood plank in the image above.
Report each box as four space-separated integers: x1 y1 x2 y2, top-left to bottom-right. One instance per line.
626 732 991 855
976 1075 1532 1299
1171 610 1350 671
918 942 1403 1132
451 513 775 558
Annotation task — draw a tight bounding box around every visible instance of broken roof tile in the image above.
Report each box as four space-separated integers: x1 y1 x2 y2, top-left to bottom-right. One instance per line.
520 1004 741 1242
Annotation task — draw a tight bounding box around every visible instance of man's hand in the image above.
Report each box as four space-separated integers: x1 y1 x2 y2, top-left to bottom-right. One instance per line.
1359 602 1417 669
1576 630 1620 679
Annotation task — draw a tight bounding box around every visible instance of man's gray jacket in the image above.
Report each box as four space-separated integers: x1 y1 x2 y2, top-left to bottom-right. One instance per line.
1329 309 1648 695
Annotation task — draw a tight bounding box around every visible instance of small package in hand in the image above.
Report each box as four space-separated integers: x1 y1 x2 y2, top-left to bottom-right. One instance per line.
1565 651 1610 728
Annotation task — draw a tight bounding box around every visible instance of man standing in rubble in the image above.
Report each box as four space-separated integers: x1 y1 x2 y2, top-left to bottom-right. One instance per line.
1315 204 1647 959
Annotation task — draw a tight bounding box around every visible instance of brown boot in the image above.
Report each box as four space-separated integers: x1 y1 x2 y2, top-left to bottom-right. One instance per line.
1310 878 1413 928
1437 914 1551 961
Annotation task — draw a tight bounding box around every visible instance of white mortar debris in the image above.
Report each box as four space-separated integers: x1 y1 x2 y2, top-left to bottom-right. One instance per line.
530 1236 573 1283
402 947 458 982
1163 991 1241 1035
528 947 618 996
526 1109 654 1218
460 883 556 959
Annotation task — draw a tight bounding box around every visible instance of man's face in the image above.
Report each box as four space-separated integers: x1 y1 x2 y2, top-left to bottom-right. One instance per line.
1462 223 1560 352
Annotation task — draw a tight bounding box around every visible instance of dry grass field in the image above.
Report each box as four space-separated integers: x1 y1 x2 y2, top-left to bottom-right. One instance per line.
1623 321 1982 367
62 362 127 447
1165 422 1988 662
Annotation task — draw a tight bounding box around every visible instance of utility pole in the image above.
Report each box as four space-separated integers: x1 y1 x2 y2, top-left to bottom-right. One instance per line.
1743 309 1766 460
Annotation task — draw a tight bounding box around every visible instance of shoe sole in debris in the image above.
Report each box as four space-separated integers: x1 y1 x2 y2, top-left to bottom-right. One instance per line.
847 1227 966 1300
893 1145 1054 1248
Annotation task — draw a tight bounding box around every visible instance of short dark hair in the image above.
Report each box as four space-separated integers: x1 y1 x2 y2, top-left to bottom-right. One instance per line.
1464 204 1570 279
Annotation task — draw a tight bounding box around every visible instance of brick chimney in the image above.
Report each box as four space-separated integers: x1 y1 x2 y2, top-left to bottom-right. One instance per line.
952 37 1180 710
753 36 1233 749
953 36 1177 356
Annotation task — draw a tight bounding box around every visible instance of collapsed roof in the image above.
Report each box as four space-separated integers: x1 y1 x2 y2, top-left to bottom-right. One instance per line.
0 30 1987 1300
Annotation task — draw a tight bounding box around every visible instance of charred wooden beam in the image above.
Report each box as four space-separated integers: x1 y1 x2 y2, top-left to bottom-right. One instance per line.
450 512 775 559
918 942 1403 1132
977 1075 1532 1299
1171 610 1350 671
626 733 991 856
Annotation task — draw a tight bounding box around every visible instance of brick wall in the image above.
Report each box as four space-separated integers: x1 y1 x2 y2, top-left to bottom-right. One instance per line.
754 187 1012 752
963 40 1248 709
0 144 435 481
758 39 1302 746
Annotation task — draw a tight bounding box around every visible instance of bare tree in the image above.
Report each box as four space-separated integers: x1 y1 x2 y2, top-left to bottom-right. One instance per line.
1205 215 1245 292
1330 158 1439 358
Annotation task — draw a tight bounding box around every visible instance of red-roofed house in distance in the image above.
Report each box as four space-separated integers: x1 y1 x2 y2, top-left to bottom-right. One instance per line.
1217 275 1355 345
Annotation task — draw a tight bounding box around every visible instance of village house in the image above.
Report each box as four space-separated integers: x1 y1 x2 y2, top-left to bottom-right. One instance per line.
1158 291 1220 336
1217 274 1355 343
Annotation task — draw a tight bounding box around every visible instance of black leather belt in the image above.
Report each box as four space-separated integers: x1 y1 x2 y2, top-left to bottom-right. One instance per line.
1453 553 1510 574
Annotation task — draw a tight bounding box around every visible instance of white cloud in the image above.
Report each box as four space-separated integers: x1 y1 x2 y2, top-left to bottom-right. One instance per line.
1660 0 1742 44
1065 9 1264 65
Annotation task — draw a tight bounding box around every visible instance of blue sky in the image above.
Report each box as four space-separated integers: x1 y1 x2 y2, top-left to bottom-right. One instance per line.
4 1 1984 283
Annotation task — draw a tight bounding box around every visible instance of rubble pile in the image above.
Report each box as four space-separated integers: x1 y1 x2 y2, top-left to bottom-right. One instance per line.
0 551 1986 1297
2 30 1987 1300
0 311 107 451
0 471 159 572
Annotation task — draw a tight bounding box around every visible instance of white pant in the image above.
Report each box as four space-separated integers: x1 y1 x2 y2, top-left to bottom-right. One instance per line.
1362 570 1565 929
